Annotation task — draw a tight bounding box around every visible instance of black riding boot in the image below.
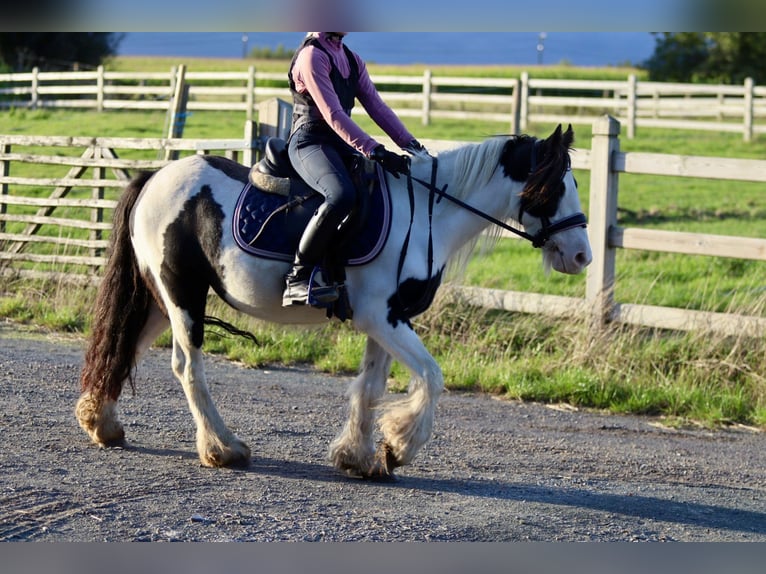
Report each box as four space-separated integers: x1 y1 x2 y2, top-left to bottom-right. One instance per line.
282 203 344 307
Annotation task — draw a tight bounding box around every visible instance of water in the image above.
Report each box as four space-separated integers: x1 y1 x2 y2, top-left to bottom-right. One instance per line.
117 32 657 67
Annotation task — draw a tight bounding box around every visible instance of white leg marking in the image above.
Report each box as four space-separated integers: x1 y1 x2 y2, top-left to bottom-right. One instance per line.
362 321 444 471
329 337 392 475
169 309 251 467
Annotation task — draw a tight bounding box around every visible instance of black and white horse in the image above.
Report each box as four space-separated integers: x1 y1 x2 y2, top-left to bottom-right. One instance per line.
77 124 592 477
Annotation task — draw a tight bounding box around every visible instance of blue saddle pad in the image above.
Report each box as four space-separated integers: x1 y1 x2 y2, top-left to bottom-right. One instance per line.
232 165 392 266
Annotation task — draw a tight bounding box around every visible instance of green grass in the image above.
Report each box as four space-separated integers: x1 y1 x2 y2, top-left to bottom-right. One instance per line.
106 55 646 79
1 57 765 429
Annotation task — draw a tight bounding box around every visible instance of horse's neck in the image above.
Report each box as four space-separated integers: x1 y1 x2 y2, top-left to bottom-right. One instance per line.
420 164 514 257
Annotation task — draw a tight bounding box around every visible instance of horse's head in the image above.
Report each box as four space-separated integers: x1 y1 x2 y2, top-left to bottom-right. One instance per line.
502 124 592 275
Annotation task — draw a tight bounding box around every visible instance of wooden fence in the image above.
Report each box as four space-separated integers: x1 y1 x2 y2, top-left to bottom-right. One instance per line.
455 115 766 337
0 122 259 283
2 66 766 141
1 115 765 336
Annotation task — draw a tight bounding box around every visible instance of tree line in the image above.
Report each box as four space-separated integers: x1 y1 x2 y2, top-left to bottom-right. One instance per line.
0 33 123 73
643 32 766 85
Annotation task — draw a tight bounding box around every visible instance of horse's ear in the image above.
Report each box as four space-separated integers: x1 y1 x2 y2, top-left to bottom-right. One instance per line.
543 124 563 150
563 124 575 147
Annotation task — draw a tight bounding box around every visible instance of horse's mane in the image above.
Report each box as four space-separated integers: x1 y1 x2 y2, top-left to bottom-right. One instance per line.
441 137 510 202
414 137 513 281
520 131 573 217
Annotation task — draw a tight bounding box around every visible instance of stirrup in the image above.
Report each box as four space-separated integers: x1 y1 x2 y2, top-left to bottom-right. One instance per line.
282 267 339 307
307 267 339 306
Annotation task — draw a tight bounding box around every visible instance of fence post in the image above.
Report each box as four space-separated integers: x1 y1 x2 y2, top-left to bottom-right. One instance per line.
744 77 754 143
626 74 637 139
90 146 105 262
422 69 432 126
96 65 105 112
257 97 293 142
586 115 621 327
243 119 258 166
0 141 9 233
246 65 255 122
510 78 521 135
30 67 39 110
165 64 189 161
519 71 529 131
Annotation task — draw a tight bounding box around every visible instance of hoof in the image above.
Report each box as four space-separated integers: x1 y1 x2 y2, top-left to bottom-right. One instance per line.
364 442 401 479
329 442 399 480
199 437 251 468
75 394 125 447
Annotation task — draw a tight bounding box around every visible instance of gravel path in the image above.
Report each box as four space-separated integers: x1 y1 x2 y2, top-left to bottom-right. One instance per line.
1 322 765 541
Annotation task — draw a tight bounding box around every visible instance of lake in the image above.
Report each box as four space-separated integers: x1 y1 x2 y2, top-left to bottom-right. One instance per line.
117 32 657 67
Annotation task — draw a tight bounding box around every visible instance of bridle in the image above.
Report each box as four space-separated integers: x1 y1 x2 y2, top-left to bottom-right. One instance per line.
394 139 587 318
407 139 587 250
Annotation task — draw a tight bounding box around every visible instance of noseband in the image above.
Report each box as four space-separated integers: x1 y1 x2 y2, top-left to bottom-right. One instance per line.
408 139 587 249
517 210 588 248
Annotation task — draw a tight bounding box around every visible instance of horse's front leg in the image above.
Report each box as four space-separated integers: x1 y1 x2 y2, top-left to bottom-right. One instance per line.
361 320 444 476
329 337 392 476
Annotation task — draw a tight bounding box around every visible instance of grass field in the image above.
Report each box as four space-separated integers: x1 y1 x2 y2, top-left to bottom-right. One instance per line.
1 57 764 429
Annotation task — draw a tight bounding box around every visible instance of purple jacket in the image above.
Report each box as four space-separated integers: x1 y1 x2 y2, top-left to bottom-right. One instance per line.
290 33 415 157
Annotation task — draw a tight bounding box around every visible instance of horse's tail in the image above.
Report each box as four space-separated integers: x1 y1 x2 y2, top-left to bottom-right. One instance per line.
79 170 156 402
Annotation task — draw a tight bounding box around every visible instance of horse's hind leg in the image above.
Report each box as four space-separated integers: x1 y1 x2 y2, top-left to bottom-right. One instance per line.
76 301 169 446
166 306 250 468
329 337 392 476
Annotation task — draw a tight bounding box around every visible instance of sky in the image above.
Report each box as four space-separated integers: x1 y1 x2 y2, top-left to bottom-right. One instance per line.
8 0 705 32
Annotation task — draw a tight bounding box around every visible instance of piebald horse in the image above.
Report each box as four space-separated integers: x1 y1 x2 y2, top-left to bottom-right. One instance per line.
76 124 591 477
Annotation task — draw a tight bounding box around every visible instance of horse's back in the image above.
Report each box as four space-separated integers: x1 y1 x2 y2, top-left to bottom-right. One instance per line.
143 154 247 205
133 155 245 236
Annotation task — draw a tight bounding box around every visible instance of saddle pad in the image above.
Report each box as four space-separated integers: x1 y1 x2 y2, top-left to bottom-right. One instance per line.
232 167 392 266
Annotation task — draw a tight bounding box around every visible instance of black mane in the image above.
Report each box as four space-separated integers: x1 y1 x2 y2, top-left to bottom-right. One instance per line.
499 127 574 218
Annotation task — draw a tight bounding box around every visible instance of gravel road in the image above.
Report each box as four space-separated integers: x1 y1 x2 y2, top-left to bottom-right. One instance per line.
1 322 765 542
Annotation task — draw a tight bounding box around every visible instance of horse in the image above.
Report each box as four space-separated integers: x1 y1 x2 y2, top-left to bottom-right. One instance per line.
76 124 592 478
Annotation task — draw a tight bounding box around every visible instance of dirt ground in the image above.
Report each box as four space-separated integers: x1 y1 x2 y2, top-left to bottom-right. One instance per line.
1 321 765 542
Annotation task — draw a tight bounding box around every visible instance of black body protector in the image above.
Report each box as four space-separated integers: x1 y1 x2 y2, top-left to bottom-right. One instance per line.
288 36 360 133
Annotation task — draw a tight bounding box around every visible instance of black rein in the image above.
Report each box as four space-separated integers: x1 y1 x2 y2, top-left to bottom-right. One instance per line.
407 157 587 249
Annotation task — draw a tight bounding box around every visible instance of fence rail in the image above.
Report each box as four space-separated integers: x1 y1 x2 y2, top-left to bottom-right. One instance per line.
2 66 766 141
1 115 764 336
0 126 259 279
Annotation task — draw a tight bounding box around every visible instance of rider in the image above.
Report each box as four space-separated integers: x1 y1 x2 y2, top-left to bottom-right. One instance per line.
284 32 427 307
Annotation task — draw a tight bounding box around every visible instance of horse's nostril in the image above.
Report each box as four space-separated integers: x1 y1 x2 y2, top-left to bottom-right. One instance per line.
575 251 592 267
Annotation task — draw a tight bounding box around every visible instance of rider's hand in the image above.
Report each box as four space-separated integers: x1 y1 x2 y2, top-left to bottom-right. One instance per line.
403 139 429 157
370 145 410 178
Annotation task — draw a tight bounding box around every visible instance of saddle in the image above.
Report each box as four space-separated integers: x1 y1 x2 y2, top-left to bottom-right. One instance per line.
233 138 393 318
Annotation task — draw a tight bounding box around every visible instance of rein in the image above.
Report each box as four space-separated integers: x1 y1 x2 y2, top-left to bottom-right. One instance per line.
408 163 587 250
393 143 587 317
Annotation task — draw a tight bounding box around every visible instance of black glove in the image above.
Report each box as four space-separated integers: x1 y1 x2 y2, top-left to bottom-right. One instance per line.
370 145 410 178
403 139 429 156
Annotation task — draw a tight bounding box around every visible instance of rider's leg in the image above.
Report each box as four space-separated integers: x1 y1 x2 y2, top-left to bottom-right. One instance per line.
284 131 357 306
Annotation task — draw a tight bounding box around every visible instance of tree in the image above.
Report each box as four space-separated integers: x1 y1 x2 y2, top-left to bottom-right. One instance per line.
704 33 766 84
641 33 710 83
642 33 766 85
0 33 124 72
